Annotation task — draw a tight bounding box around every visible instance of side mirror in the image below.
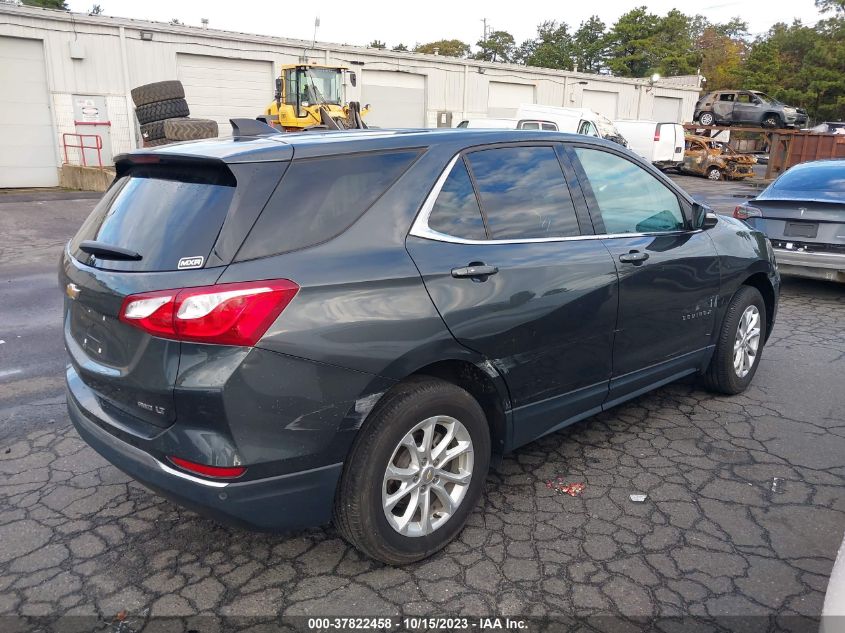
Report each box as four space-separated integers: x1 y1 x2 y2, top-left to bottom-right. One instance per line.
349 71 357 87
274 77 282 101
694 203 718 229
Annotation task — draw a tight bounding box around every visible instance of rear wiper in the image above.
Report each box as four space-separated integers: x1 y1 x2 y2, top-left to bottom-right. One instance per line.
79 240 142 261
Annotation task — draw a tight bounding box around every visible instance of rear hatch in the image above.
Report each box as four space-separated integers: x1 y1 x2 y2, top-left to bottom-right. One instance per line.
62 157 240 430
745 162 845 254
747 199 845 253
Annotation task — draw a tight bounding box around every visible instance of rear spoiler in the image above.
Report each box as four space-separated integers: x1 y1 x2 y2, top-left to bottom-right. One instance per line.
113 154 236 186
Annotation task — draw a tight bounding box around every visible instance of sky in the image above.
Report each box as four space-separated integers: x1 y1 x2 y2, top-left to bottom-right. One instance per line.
67 0 823 47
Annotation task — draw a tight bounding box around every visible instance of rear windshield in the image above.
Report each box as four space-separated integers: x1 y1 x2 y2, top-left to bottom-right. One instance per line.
235 149 420 260
70 164 235 272
767 163 845 193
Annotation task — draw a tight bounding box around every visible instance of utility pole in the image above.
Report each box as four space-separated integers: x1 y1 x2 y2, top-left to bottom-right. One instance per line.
481 18 488 42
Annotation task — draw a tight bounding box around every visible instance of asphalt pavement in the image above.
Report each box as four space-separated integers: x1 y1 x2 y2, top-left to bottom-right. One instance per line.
0 180 843 630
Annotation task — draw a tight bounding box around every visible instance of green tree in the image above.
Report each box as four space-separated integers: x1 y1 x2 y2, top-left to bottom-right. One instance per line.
512 39 537 65
714 17 749 39
392 43 409 52
413 39 471 58
90 4 104 14
741 18 845 122
573 16 608 73
21 0 68 8
652 9 700 76
475 30 516 62
522 21 574 69
696 24 746 90
816 0 845 13
606 7 662 77
368 40 386 50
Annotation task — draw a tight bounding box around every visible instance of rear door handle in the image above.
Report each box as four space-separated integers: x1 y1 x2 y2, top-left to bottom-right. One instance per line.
451 264 499 279
618 251 649 265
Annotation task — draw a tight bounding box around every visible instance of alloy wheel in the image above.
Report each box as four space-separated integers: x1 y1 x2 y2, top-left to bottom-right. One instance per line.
734 305 761 378
382 415 474 537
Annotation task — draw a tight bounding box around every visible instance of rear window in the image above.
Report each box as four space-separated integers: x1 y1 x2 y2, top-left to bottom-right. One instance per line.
767 163 845 193
236 150 420 260
70 165 235 272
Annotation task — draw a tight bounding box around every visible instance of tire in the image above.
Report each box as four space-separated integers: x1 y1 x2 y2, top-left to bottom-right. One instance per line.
761 114 782 129
131 80 185 108
135 98 190 125
142 138 171 148
164 117 218 141
140 118 186 142
698 112 715 126
334 377 491 565
706 166 723 181
703 286 767 395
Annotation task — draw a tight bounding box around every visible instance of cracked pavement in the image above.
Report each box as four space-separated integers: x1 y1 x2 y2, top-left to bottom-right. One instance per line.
0 185 843 628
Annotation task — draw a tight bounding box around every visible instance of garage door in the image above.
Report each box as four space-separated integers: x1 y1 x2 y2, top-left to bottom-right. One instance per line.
653 96 682 123
361 71 425 128
582 90 619 118
488 82 535 118
177 54 275 136
0 37 57 188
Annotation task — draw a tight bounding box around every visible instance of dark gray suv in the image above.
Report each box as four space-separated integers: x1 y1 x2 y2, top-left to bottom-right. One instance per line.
695 90 808 128
62 124 779 564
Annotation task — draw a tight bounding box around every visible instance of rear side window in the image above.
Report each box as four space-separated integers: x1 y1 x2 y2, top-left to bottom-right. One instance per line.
428 159 486 240
237 150 419 260
466 146 580 240
70 164 235 272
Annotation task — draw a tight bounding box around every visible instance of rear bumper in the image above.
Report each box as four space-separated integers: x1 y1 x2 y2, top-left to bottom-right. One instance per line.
774 248 845 283
67 365 343 531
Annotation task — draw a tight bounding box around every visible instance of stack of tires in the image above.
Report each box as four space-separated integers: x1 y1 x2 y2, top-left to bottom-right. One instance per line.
130 80 218 147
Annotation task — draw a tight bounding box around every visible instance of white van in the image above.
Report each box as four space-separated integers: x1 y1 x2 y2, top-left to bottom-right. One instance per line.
613 120 685 170
516 104 628 146
456 104 628 147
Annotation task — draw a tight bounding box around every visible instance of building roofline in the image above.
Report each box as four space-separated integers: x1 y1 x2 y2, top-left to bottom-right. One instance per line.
0 3 702 91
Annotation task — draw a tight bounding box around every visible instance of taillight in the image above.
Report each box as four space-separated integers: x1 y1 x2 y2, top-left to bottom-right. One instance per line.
119 279 299 346
168 456 246 479
733 204 763 220
654 126 661 142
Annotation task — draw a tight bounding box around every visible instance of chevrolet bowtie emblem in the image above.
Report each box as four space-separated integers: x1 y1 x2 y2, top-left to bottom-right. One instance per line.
66 283 81 300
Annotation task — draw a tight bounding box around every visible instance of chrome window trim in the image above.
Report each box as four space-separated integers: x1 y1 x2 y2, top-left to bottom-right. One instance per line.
409 151 701 245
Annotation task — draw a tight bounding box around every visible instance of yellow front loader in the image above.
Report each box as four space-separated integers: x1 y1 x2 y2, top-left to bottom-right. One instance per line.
262 64 369 131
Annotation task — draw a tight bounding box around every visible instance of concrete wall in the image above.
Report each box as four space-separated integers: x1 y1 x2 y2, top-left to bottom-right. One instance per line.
0 4 701 184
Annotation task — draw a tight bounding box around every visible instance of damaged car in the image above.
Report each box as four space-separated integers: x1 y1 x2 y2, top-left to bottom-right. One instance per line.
694 90 809 128
681 135 757 181
61 123 779 565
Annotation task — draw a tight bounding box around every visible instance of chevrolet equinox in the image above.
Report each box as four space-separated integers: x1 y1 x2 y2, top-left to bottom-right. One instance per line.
62 122 780 565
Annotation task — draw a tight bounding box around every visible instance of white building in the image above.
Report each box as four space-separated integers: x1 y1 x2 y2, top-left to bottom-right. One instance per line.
0 4 702 188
